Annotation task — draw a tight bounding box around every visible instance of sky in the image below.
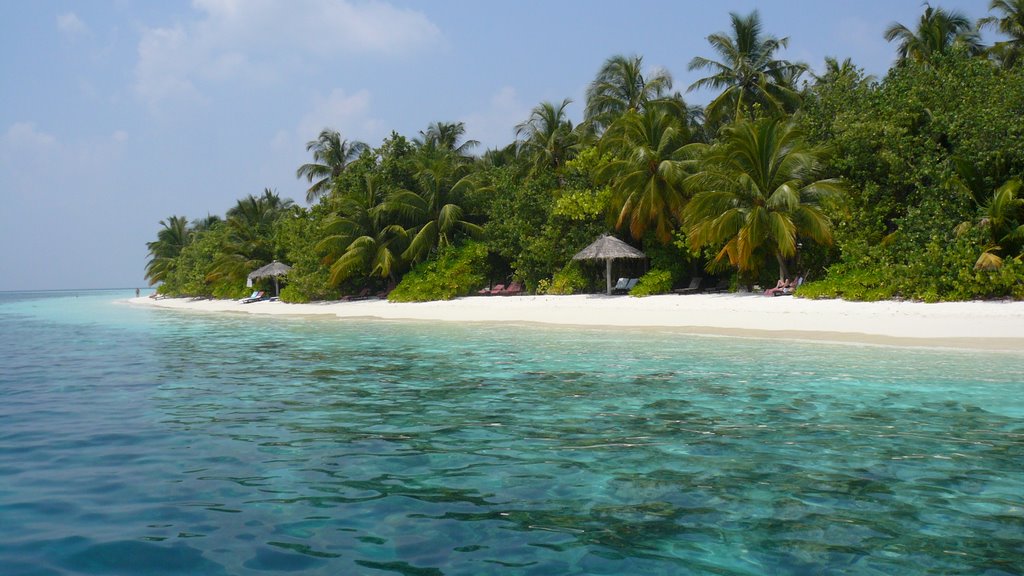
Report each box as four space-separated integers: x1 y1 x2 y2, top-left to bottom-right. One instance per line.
0 0 999 291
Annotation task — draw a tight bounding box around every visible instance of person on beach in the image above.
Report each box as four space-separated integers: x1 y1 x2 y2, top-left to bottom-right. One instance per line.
765 278 790 296
135 288 140 298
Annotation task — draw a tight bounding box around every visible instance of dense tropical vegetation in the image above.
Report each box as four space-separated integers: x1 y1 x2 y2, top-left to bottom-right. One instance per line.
147 4 1024 302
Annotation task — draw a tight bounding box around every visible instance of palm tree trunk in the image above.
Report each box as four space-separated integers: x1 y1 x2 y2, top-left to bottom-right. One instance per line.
775 252 789 281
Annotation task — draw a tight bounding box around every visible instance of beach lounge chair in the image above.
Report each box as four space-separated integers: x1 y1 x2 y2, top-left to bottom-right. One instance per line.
703 279 730 293
612 277 630 293
674 277 702 295
481 283 505 296
341 287 372 301
240 290 265 303
500 281 524 296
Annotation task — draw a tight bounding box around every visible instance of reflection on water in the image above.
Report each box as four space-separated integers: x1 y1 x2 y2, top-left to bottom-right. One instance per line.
0 292 1021 575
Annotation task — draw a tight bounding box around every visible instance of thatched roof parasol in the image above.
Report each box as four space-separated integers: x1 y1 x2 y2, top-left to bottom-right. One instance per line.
247 260 291 297
572 235 646 295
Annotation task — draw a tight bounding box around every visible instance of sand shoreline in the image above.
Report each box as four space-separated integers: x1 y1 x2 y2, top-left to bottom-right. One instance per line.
127 294 1024 351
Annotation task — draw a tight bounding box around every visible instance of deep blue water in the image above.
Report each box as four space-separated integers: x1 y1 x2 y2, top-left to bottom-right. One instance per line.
0 290 1022 575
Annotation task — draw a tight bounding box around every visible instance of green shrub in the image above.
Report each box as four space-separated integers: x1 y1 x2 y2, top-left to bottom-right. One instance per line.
630 269 673 296
547 261 589 295
279 285 310 303
389 242 488 302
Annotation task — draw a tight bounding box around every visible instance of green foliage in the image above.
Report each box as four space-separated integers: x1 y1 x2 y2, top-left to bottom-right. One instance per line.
547 261 590 295
630 268 674 296
275 206 336 302
799 51 1024 300
157 224 229 297
388 241 488 302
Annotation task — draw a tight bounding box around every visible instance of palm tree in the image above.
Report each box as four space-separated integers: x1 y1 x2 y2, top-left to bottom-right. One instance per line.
296 128 369 203
145 215 191 285
383 146 484 264
317 174 409 285
416 121 479 160
884 4 983 65
584 54 676 134
953 158 1024 270
980 0 1024 67
515 98 577 176
687 10 807 124
597 108 694 244
813 56 874 86
209 189 295 284
683 117 844 279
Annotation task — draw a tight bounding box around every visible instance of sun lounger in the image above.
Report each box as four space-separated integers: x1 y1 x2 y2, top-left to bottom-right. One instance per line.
612 277 630 292
341 287 372 301
500 281 524 295
703 279 730 293
479 283 505 296
673 277 702 295
240 290 265 303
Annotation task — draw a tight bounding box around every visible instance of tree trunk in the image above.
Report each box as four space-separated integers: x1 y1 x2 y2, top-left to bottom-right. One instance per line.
775 252 789 281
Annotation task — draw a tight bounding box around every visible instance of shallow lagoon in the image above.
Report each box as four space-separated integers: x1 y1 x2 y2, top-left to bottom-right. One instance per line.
1 291 1021 575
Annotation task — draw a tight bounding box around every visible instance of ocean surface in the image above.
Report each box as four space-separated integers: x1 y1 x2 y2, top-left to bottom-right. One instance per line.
0 289 1021 576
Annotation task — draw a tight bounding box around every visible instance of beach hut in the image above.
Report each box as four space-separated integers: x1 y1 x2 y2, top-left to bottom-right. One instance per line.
572 234 646 295
247 260 291 297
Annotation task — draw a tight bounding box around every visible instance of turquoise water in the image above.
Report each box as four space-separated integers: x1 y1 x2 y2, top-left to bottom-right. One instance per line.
0 291 1021 575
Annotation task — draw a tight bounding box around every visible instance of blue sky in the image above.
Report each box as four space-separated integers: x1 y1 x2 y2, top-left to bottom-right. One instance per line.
0 0 997 290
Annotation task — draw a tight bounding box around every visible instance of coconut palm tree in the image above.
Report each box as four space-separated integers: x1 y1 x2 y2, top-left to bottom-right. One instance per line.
208 189 295 284
317 174 409 285
416 121 479 160
145 215 191 285
952 158 1024 270
683 117 844 279
980 0 1024 67
296 128 369 203
884 4 983 65
515 98 577 176
584 54 677 134
383 146 484 264
687 10 807 124
813 57 874 86
597 108 694 244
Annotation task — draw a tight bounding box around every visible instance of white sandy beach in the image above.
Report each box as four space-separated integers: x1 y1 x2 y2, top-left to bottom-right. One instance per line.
129 294 1024 350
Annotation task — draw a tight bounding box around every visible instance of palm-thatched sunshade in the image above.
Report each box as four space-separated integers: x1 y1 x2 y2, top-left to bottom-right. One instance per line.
572 235 646 295
247 260 292 297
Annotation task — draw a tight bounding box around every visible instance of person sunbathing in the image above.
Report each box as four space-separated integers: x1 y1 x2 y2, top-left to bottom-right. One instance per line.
764 278 791 297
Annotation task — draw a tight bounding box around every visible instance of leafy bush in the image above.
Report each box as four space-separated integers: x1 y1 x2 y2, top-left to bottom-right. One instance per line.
630 269 673 296
547 261 589 295
389 242 488 302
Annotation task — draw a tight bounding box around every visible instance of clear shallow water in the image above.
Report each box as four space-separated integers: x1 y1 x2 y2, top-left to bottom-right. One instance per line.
0 291 1022 575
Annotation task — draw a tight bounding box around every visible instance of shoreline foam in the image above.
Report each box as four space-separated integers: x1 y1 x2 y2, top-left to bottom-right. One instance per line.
127 294 1024 351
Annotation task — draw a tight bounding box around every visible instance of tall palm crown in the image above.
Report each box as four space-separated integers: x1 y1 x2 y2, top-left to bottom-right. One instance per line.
209 189 295 284
382 146 483 265
687 10 807 124
884 4 983 64
597 108 694 244
683 117 844 279
584 55 675 134
296 128 369 204
416 121 479 160
317 174 409 285
980 0 1024 67
145 215 191 285
515 98 577 175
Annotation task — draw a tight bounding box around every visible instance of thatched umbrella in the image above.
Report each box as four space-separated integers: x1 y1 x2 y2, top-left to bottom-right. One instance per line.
572 234 646 295
247 260 291 297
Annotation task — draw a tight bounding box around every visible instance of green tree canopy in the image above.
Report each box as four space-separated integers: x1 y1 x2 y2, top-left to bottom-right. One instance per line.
684 117 844 279
688 10 806 124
